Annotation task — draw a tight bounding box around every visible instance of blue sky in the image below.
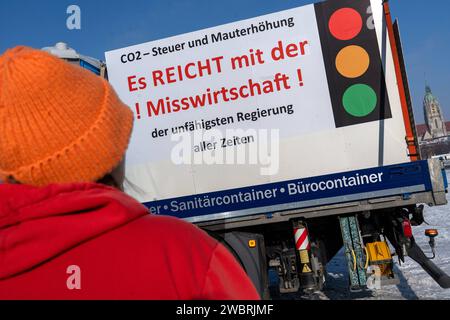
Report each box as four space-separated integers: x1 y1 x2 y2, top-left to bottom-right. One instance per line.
1 0 449 124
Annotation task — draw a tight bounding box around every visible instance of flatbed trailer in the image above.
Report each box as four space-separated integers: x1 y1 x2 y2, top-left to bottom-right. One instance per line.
193 159 447 230
186 159 450 298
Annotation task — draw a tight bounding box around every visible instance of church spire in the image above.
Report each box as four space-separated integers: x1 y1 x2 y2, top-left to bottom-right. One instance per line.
423 85 447 139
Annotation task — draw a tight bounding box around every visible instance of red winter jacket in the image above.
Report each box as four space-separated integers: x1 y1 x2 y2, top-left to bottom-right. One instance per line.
0 183 260 300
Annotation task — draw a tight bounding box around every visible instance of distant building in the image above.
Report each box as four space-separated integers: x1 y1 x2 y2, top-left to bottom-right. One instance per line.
416 122 450 141
416 86 450 159
418 86 447 142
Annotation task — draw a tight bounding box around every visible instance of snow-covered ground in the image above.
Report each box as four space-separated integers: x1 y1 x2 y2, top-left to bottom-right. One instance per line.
320 170 450 300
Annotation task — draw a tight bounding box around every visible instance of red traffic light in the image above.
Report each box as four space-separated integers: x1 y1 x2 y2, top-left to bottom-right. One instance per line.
328 8 363 41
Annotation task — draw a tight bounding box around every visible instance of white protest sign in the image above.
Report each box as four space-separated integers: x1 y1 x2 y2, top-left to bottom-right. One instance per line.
106 0 409 220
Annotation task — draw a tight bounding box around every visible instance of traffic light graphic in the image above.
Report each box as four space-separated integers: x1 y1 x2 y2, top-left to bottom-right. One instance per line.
315 0 392 128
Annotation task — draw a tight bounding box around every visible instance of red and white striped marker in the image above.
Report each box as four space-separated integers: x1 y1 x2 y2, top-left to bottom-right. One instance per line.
294 227 310 251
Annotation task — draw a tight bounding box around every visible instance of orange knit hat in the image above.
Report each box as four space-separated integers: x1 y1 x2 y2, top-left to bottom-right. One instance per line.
0 46 134 186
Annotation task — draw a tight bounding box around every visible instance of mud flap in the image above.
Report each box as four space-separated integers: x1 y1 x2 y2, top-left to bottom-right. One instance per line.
407 241 450 289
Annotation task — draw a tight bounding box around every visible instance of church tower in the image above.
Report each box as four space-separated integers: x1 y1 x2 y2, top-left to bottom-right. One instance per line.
423 85 447 139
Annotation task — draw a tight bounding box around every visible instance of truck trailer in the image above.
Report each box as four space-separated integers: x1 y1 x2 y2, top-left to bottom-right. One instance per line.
48 0 450 299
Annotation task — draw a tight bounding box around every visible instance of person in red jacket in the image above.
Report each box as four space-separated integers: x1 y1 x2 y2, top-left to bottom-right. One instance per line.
0 46 260 300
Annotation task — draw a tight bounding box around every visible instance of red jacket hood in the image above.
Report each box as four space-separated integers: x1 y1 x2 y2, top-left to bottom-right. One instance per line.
0 183 148 280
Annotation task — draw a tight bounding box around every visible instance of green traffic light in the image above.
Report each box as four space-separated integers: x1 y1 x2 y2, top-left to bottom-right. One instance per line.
342 84 377 118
